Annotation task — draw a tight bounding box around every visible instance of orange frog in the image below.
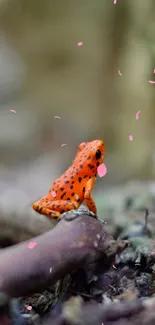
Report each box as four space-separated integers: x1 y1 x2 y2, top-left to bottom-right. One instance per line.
32 140 105 220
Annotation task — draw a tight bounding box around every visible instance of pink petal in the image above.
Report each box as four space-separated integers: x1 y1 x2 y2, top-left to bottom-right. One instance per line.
77 42 83 47
118 69 122 76
136 110 140 120
54 116 61 119
74 194 79 200
10 109 16 113
51 190 56 198
27 306 32 311
61 144 67 147
154 69 155 74
28 242 36 249
97 163 107 177
50 267 53 273
112 264 117 269
129 135 133 141
149 80 155 84
114 0 117 3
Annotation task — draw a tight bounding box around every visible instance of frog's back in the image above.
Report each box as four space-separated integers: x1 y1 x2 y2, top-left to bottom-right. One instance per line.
47 165 85 203
47 139 105 203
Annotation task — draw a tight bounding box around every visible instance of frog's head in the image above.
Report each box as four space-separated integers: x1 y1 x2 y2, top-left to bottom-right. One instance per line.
76 139 105 174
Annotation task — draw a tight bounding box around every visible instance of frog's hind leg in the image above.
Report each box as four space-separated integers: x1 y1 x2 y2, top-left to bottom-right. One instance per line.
37 207 62 220
32 198 79 220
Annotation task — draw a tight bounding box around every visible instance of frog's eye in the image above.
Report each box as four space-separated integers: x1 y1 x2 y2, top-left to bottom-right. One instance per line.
95 149 101 160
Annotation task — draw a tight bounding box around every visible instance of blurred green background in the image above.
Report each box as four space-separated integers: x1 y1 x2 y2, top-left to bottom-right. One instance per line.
0 0 155 205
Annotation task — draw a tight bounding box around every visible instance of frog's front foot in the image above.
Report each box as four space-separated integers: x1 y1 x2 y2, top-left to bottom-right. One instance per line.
63 205 106 223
